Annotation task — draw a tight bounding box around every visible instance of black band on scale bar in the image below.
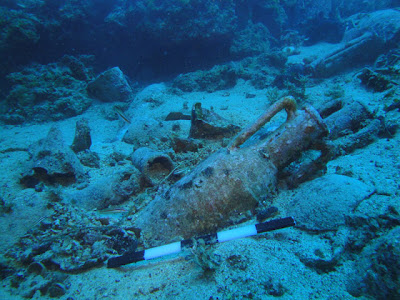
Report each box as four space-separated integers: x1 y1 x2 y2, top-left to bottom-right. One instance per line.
107 217 295 268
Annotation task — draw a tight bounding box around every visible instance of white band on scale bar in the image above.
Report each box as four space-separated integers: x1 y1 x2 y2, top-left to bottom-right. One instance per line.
107 217 295 268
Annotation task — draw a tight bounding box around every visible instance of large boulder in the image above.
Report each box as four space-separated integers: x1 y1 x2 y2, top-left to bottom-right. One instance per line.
87 67 134 102
287 174 375 231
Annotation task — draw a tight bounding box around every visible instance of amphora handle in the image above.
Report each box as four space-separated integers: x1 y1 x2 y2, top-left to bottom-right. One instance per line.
228 96 297 151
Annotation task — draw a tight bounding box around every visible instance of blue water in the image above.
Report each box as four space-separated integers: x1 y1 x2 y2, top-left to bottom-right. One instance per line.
0 1 399 299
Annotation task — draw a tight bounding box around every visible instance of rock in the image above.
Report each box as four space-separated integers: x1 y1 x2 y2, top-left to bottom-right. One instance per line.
103 151 129 167
48 283 66 298
264 277 287 297
134 83 167 106
87 67 133 102
346 227 400 299
256 206 278 222
0 8 40 50
287 174 375 231
105 228 138 255
122 117 190 149
298 247 341 275
230 22 271 58
20 275 51 298
357 68 393 92
173 64 239 93
1 1 238 85
0 258 15 280
0 197 13 214
344 205 400 254
343 9 400 44
338 0 394 18
2 58 93 124
64 166 141 209
171 137 202 153
106 0 236 43
20 126 87 188
0 7 40 78
71 118 92 153
189 102 240 139
54 255 102 273
60 55 93 81
76 150 100 168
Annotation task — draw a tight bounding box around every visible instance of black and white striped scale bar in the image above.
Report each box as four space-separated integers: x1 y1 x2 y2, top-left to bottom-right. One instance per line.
107 217 295 268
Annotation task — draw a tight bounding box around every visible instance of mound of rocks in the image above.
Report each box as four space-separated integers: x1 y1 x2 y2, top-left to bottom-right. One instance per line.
1 55 94 124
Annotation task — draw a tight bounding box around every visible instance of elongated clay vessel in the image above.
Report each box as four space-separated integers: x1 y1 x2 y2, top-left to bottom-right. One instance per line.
135 97 328 246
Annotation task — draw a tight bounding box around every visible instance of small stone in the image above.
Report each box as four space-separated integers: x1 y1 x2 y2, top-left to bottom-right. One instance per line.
71 118 92 153
245 93 256 98
171 137 202 153
256 206 278 222
48 283 67 298
77 150 100 168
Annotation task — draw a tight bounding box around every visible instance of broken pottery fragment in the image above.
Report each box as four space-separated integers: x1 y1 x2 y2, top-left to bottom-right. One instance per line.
20 126 87 188
131 147 174 186
189 102 241 139
165 112 191 121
